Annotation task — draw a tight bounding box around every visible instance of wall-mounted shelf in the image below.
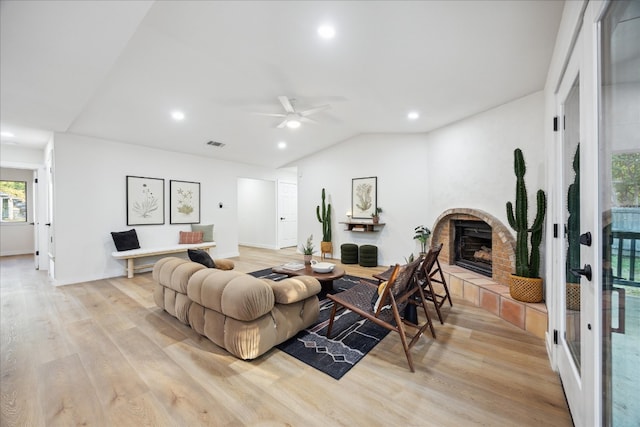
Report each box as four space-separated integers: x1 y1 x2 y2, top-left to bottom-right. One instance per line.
340 221 385 232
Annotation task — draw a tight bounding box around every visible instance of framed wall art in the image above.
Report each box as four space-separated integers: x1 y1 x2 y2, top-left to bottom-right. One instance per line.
352 176 377 219
126 175 165 225
170 180 200 224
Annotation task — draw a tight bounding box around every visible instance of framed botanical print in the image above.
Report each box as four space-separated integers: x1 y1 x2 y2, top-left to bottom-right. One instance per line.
352 176 377 219
126 175 164 225
170 180 200 224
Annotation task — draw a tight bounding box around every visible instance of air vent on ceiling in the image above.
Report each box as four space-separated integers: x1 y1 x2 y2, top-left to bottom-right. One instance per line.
206 140 226 148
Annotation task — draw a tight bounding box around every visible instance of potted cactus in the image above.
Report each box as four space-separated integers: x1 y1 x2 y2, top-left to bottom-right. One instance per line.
506 148 547 302
316 188 332 258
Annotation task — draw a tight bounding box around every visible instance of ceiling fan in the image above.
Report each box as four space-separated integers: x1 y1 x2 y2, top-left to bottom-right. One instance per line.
256 96 330 129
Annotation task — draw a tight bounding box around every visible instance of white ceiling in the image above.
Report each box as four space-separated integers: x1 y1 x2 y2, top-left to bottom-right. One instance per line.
0 0 564 168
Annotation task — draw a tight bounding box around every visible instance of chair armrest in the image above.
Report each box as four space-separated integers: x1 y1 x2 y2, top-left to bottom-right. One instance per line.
266 276 321 304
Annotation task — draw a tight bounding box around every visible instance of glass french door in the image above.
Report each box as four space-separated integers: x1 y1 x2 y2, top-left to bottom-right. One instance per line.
600 1 640 425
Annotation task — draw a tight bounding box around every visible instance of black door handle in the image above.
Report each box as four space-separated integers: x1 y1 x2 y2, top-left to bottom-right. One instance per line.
570 264 592 281
280 217 285 220
580 232 592 246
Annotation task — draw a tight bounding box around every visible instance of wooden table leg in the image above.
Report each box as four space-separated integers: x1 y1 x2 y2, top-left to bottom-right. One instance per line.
127 259 134 279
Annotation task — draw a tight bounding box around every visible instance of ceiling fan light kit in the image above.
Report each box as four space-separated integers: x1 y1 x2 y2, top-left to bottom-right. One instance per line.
286 119 301 129
255 96 330 129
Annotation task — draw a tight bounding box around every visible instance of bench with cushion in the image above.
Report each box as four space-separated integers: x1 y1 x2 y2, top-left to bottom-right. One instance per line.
112 242 218 278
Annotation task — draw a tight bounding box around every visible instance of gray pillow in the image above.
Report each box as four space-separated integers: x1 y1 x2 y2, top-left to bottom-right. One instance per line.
191 224 214 242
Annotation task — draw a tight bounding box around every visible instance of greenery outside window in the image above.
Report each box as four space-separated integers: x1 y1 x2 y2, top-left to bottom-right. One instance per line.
0 180 27 222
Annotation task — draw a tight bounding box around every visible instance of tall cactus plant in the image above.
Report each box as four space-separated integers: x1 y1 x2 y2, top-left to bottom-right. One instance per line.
506 148 547 278
316 188 332 242
566 144 580 284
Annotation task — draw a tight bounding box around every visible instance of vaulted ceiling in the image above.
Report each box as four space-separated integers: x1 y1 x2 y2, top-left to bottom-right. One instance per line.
0 1 564 168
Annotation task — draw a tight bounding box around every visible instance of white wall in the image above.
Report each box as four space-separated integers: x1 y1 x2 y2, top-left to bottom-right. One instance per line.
0 167 35 256
295 91 545 267
51 132 294 285
427 91 546 230
0 145 44 168
237 177 277 248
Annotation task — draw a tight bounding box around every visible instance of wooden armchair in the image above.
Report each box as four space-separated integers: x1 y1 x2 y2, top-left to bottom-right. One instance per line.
325 256 435 372
417 243 452 324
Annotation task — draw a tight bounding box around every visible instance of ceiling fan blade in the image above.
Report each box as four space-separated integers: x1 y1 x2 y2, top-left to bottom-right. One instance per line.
299 104 330 117
276 118 289 128
278 96 295 113
299 116 317 124
252 112 286 117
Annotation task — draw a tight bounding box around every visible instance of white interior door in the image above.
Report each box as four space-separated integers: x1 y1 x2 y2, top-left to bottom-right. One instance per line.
278 181 297 248
555 27 597 426
32 170 39 269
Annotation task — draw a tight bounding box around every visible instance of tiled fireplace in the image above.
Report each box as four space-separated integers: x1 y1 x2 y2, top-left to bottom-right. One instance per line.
430 208 547 339
431 208 515 286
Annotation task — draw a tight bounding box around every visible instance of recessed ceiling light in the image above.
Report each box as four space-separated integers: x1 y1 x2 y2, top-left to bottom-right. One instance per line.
286 119 301 129
171 111 185 121
278 141 287 149
408 111 419 120
318 24 336 39
1 131 15 138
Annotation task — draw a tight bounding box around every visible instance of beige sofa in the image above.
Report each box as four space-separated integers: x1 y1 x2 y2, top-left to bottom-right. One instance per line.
152 257 321 359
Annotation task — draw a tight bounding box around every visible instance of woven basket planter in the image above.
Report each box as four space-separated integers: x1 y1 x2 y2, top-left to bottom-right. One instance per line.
320 241 333 259
509 275 543 303
566 282 580 311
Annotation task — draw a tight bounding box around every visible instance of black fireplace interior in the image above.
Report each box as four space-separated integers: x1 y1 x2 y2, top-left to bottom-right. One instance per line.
454 220 492 277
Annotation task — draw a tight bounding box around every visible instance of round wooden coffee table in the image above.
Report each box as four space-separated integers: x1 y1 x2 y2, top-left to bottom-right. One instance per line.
271 264 345 295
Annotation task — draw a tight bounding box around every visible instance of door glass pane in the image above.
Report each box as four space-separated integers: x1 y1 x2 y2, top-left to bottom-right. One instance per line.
563 76 581 371
601 1 640 425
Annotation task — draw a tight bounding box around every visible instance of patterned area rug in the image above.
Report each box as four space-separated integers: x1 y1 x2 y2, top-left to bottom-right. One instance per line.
249 269 389 379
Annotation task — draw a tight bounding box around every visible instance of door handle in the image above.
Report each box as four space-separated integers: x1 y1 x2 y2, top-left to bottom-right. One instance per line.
570 264 592 281
611 287 626 334
45 223 51 226
579 231 592 246
280 217 285 220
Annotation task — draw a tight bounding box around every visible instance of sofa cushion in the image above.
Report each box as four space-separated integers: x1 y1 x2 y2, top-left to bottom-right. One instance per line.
187 270 275 321
179 231 203 244
191 224 214 242
265 276 322 304
111 229 141 251
153 257 206 294
188 249 216 268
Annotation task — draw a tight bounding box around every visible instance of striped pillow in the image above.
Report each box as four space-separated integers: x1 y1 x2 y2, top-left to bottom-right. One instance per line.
179 231 203 244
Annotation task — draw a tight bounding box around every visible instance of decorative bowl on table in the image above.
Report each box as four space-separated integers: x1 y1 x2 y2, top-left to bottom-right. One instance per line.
311 261 335 273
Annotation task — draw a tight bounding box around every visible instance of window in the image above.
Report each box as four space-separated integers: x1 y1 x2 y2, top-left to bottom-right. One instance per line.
0 180 27 222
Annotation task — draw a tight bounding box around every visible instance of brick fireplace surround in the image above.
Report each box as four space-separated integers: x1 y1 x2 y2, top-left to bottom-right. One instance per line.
431 208 547 338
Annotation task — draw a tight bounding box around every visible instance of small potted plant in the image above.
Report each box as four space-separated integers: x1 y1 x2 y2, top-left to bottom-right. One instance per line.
371 207 383 224
300 234 315 264
413 225 431 255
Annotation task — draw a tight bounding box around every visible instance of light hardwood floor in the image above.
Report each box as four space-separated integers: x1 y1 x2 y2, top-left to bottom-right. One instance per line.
1 247 573 426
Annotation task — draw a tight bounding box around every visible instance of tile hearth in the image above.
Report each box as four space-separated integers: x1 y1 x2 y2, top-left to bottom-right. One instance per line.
439 263 547 339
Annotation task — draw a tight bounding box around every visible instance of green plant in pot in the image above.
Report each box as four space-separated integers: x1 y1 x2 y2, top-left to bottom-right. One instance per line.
371 207 382 223
316 188 332 258
300 234 315 264
506 148 547 303
566 144 580 310
413 225 431 255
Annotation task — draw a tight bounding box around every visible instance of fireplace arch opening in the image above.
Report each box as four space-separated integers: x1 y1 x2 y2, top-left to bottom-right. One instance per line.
431 208 516 286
